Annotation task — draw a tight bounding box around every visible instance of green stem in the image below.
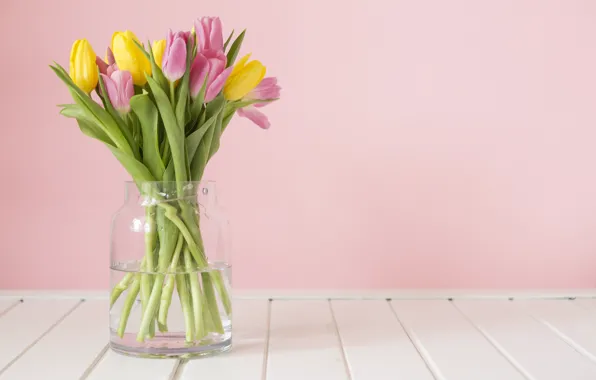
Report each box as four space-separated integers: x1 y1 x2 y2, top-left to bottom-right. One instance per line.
202 273 224 334
169 82 176 107
142 206 158 338
110 272 134 307
136 274 165 342
176 272 195 342
157 234 184 331
185 248 205 339
118 274 141 338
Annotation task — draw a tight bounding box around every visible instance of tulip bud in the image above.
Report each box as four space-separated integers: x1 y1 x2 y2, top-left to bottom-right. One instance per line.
162 30 188 82
152 40 166 69
194 17 223 53
100 70 134 114
223 54 266 101
69 39 99 93
111 31 152 86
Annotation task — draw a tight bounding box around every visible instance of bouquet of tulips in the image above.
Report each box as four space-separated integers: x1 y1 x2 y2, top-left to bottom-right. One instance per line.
50 17 280 344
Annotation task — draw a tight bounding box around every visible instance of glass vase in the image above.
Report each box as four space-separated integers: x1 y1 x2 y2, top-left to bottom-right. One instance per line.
109 181 232 358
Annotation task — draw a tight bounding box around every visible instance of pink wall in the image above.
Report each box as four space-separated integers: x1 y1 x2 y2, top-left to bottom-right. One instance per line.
2 0 596 290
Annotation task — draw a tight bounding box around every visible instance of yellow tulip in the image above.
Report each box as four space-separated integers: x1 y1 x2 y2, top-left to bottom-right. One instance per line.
152 39 166 69
69 39 98 93
111 31 152 86
224 54 266 101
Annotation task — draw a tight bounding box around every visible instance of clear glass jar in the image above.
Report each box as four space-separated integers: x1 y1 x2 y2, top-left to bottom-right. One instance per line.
109 181 232 358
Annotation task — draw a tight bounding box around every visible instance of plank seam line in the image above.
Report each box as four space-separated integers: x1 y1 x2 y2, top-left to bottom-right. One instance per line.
0 299 84 377
530 314 596 364
261 299 272 380
450 302 536 380
169 359 187 380
328 300 354 380
387 301 442 380
79 343 109 380
0 299 23 318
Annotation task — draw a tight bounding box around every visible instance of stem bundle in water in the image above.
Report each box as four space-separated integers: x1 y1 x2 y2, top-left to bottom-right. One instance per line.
109 188 231 345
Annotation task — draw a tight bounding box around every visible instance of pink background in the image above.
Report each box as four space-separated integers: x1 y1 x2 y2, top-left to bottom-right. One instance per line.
2 0 596 290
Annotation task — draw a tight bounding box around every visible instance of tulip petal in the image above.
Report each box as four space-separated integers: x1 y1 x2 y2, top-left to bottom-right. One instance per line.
248 76 281 100
229 53 251 79
100 73 118 104
237 106 271 129
96 56 109 75
224 60 266 101
111 70 134 113
107 63 118 77
189 53 209 98
210 17 224 52
163 34 187 82
107 47 116 65
205 66 233 102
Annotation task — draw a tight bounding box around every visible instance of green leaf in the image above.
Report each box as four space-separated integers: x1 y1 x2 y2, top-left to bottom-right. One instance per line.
98 74 141 160
106 145 156 187
50 64 132 156
208 105 225 161
223 30 234 51
175 38 195 129
189 75 208 124
190 97 226 181
130 94 165 180
226 30 245 68
133 40 150 59
163 160 175 182
76 119 113 146
145 76 188 187
60 103 96 123
205 95 226 120
222 111 234 134
146 40 169 94
186 115 218 162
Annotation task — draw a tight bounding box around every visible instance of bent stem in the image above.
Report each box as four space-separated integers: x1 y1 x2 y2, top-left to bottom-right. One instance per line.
117 274 141 338
110 272 134 307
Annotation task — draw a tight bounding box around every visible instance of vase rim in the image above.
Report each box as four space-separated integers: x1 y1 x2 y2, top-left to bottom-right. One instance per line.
123 180 216 184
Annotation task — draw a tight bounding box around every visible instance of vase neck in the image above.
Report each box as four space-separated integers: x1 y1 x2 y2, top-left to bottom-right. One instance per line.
124 181 217 205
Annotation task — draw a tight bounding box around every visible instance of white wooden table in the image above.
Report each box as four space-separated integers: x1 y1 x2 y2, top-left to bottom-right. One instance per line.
1 295 596 379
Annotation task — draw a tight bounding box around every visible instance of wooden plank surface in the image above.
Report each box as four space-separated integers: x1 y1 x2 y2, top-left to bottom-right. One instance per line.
181 299 270 380
520 300 596 362
391 300 525 380
266 300 348 380
86 350 177 380
0 299 81 374
0 299 20 316
331 300 434 380
0 300 109 380
573 298 596 311
455 300 596 380
1 296 595 379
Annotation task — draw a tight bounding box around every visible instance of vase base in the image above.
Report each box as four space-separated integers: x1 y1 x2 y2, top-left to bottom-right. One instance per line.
109 335 232 359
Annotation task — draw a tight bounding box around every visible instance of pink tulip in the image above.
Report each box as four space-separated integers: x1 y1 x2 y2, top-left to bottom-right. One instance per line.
236 77 281 129
162 30 188 82
100 70 134 113
96 48 118 76
190 50 233 102
194 17 223 53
